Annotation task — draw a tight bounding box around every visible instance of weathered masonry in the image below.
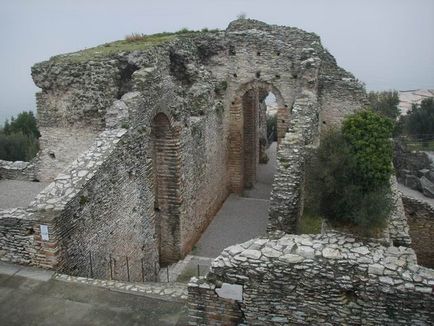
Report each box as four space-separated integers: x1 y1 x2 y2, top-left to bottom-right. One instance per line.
0 18 363 278
1 19 432 324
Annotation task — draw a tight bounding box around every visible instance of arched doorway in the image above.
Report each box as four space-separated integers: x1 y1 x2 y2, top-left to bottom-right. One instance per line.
229 82 286 194
151 113 181 266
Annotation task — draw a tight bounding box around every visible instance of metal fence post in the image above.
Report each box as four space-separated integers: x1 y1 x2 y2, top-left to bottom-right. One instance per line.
109 255 113 280
89 251 93 278
141 258 145 283
126 256 130 282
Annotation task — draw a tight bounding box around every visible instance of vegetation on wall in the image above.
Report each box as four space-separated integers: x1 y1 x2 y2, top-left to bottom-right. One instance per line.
0 111 40 162
304 110 394 235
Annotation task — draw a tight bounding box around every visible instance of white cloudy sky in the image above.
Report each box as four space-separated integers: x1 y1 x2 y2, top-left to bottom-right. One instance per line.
0 0 433 122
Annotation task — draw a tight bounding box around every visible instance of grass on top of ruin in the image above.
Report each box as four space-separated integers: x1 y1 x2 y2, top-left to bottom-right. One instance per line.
50 28 220 63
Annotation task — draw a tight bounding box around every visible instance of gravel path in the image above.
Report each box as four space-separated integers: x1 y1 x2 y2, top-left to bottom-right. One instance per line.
194 143 277 257
0 180 49 209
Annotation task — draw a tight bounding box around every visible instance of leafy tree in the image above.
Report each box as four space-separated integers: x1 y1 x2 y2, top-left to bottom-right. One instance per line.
403 97 434 141
368 90 400 120
0 111 40 161
305 110 394 235
0 133 39 161
4 111 40 138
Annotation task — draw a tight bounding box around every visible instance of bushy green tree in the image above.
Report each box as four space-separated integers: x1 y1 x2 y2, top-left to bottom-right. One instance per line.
0 133 39 161
342 110 394 189
368 90 400 120
0 111 40 161
305 110 394 235
4 111 40 138
403 97 434 141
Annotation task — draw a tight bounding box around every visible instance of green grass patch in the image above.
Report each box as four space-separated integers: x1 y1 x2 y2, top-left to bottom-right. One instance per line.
297 210 322 234
51 34 176 63
50 28 220 63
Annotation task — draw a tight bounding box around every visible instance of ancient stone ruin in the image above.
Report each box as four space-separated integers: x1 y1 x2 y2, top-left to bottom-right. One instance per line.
0 19 433 324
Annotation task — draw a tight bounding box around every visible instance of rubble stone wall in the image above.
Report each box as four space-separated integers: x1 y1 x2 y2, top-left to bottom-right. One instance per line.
35 127 98 182
24 19 368 281
0 208 36 264
189 233 434 325
0 160 36 181
28 129 159 281
402 195 434 268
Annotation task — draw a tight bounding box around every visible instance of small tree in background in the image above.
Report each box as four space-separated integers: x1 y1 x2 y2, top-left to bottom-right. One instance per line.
0 111 40 161
403 97 434 142
368 90 400 120
304 110 394 235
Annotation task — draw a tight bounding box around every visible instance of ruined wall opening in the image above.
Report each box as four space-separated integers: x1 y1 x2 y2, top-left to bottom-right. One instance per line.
259 92 278 164
151 113 181 266
229 82 284 194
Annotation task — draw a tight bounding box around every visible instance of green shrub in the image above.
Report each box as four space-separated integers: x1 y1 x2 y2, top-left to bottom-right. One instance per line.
305 110 394 236
342 110 394 189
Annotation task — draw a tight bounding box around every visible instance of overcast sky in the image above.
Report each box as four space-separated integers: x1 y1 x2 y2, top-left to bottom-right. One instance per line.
0 0 433 123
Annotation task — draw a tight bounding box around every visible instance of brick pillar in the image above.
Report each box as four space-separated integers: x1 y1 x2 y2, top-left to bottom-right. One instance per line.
152 113 182 265
33 222 60 269
242 90 257 189
229 98 244 193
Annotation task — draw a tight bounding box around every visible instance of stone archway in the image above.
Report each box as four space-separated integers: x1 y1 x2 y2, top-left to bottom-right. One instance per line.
228 81 287 193
151 113 182 266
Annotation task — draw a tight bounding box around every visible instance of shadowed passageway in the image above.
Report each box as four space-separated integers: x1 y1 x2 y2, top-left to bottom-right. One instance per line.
194 142 277 258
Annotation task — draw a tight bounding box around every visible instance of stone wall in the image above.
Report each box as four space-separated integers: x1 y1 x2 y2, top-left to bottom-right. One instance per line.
188 280 245 325
35 127 98 182
318 50 368 129
388 176 412 247
28 129 158 281
0 160 36 181
0 208 36 264
402 195 434 268
24 19 370 280
268 92 320 234
188 233 434 325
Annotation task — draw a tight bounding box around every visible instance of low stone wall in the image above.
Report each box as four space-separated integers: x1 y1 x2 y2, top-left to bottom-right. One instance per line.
188 280 245 325
28 128 158 281
188 233 434 325
401 195 434 268
388 176 412 247
0 160 36 181
268 92 320 234
0 208 36 264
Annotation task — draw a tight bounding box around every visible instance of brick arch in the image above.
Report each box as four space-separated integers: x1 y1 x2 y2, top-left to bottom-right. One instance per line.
151 112 181 265
228 81 287 193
